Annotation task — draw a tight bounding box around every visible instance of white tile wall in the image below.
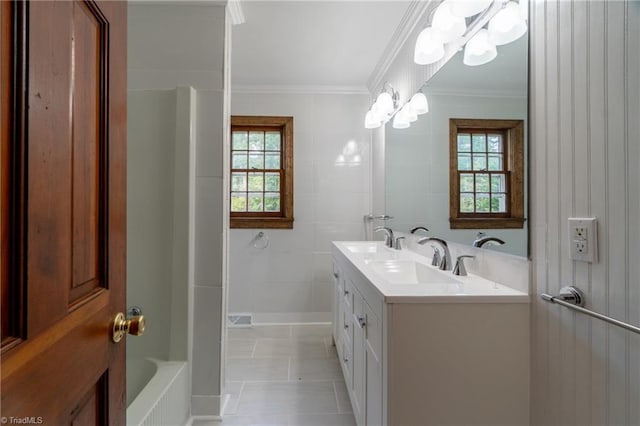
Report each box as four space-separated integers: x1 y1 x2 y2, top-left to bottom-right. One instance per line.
228 92 371 322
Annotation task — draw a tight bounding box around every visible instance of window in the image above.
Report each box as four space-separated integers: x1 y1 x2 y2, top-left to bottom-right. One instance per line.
230 116 294 229
449 118 525 229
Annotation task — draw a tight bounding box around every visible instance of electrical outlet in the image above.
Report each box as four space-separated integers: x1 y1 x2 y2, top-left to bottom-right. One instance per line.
569 218 598 263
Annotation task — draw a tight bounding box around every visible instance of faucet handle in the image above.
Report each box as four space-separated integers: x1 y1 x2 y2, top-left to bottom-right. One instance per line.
395 236 405 250
430 246 441 267
453 255 475 276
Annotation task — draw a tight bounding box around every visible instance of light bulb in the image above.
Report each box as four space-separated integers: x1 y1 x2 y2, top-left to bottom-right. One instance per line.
364 110 381 129
409 92 429 115
402 104 418 123
449 0 492 18
488 1 527 46
392 109 410 129
414 27 445 65
432 1 467 43
375 92 394 115
463 29 497 66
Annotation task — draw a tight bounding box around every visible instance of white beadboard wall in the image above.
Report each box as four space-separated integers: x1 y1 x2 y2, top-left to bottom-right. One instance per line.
530 1 640 425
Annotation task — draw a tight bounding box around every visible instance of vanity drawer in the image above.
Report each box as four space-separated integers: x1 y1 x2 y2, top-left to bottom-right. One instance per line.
340 340 353 387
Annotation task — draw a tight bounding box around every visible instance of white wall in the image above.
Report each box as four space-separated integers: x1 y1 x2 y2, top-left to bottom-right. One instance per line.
385 92 528 257
530 1 640 424
128 3 228 417
229 92 371 323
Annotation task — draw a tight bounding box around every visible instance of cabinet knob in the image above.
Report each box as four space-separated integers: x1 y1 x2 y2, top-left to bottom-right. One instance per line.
343 357 349 363
333 271 339 278
344 289 349 296
344 323 349 330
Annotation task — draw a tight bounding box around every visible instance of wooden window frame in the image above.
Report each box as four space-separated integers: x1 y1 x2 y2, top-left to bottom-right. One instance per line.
230 115 294 229
449 118 525 229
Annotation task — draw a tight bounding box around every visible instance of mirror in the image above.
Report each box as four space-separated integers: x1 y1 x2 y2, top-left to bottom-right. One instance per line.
385 33 528 257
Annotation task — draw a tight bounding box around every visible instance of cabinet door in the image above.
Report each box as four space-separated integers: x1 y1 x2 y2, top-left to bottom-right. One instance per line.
365 302 383 426
352 289 366 425
332 262 341 346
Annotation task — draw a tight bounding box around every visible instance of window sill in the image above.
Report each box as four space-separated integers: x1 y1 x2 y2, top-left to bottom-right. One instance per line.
230 217 294 229
449 217 525 229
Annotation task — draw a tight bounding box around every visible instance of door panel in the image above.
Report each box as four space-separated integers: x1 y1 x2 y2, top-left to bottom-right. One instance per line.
1 1 127 423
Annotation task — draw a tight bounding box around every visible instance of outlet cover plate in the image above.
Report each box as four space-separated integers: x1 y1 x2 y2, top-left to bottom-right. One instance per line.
568 217 598 263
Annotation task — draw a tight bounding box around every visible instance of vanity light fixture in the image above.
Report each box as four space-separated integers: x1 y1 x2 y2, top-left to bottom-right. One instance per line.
392 108 411 129
487 1 528 46
414 27 445 65
409 92 429 115
449 0 493 18
364 83 400 129
463 28 497 66
431 1 467 43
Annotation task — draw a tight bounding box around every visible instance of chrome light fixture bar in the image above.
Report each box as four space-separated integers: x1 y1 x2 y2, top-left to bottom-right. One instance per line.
364 82 400 129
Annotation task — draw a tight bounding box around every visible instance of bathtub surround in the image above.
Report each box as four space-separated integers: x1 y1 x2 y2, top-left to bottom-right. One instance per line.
228 92 372 324
128 2 229 419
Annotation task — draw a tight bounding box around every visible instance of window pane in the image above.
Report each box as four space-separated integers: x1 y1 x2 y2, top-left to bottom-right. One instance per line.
488 134 503 152
472 154 487 171
458 154 471 171
248 172 264 191
248 193 263 212
491 194 507 213
264 193 280 212
476 174 489 192
232 152 247 169
231 193 247 212
457 134 471 152
491 174 506 192
231 172 247 191
460 174 474 192
265 132 281 151
472 134 486 152
460 194 474 213
265 153 280 169
488 154 503 171
249 153 264 169
476 193 490 212
265 173 280 192
249 132 265 151
232 132 248 150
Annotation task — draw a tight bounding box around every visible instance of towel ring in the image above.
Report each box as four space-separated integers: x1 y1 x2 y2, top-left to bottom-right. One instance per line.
252 231 269 249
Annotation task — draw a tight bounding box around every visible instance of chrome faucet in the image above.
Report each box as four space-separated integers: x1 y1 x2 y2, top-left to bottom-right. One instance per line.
417 237 452 270
374 226 395 249
453 255 475 276
472 232 506 248
410 226 429 235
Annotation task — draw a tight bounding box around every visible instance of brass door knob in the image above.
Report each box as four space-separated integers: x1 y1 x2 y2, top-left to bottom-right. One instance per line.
112 312 146 343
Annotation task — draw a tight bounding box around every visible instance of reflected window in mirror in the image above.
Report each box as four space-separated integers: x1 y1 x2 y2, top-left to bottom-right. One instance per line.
449 118 524 229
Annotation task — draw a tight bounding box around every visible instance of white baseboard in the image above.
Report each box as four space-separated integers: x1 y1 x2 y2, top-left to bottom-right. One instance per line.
251 312 332 324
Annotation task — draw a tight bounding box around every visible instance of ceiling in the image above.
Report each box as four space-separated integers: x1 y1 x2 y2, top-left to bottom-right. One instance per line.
231 1 412 91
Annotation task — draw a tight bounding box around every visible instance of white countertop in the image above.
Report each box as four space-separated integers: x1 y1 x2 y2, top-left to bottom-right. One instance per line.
333 241 530 304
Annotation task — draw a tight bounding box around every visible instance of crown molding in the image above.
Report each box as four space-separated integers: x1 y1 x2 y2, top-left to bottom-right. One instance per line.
231 84 370 95
366 0 440 93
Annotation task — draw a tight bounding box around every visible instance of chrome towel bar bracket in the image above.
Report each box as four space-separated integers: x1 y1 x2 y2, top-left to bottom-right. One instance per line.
541 286 640 336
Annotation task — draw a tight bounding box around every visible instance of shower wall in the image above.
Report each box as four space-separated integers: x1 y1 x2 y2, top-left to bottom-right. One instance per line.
229 92 371 323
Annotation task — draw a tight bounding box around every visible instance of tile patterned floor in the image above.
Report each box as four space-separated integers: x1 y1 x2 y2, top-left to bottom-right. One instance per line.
194 324 356 426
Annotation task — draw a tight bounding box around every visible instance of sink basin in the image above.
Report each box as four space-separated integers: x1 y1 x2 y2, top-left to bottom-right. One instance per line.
371 260 462 285
344 242 380 254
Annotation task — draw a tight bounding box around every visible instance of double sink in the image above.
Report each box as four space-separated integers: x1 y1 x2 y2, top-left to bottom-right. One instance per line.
336 241 528 302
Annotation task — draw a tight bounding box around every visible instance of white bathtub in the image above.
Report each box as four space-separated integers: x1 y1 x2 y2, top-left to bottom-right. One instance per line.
127 359 190 426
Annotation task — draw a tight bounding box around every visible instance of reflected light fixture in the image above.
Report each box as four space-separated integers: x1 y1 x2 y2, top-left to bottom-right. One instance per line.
402 103 418 123
414 27 445 65
431 1 466 43
364 83 399 129
463 28 497 66
488 1 528 46
409 92 429 115
449 0 493 18
392 108 410 129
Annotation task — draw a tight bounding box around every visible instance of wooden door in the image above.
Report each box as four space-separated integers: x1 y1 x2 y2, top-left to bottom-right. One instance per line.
1 1 127 424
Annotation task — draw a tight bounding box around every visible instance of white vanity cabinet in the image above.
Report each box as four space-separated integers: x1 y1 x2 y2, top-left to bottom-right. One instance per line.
332 242 530 426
